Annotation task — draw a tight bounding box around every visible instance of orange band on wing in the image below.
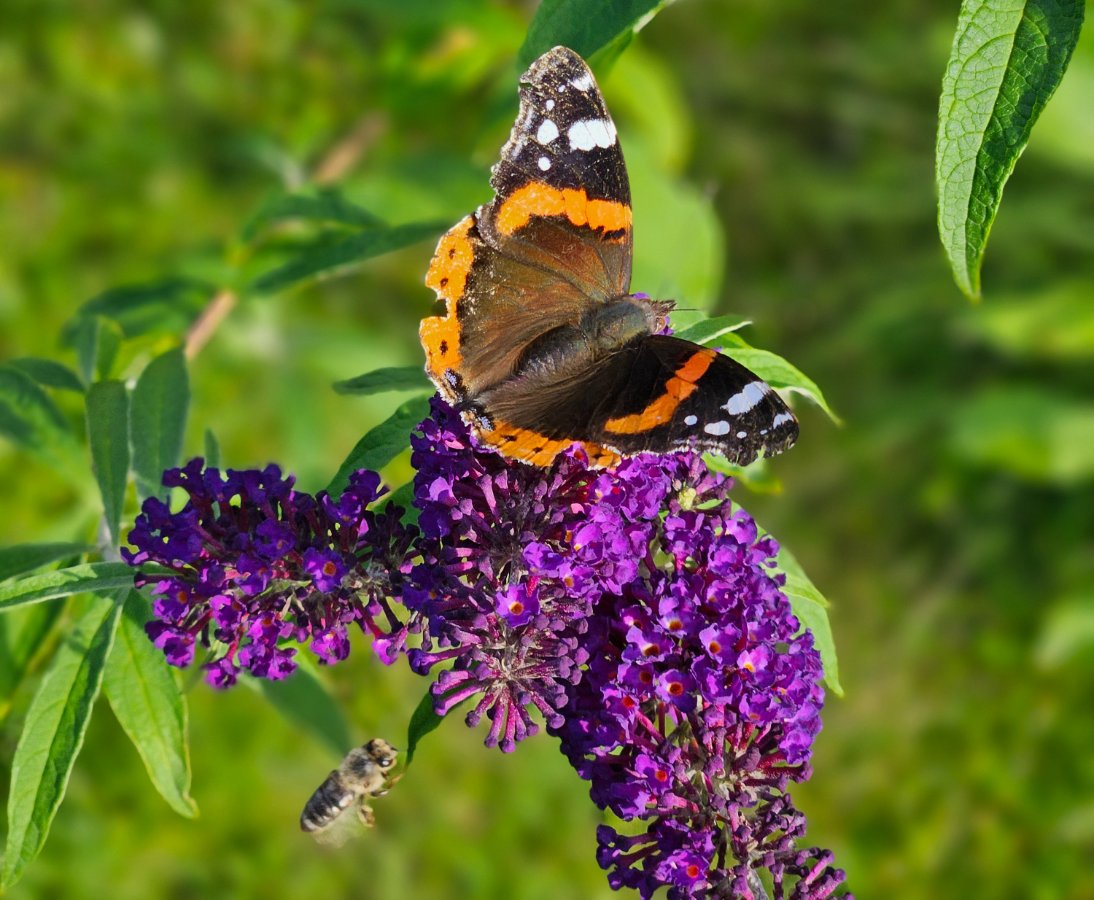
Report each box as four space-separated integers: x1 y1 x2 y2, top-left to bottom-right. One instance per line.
603 348 717 435
421 216 475 385
494 183 631 237
478 421 621 469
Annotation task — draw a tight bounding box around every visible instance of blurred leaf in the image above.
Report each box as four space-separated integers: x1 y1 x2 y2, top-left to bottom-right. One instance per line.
85 381 130 548
1036 594 1094 668
245 661 351 756
0 364 82 472
937 0 1085 298
675 315 753 346
75 278 213 340
718 335 839 423
703 454 785 494
8 358 85 394
949 384 1094 483
773 545 842 695
333 366 431 396
518 0 664 69
958 279 1094 359
405 686 443 767
203 428 221 468
66 315 123 383
250 222 444 295
0 604 64 722
103 591 197 818
0 543 91 582
130 347 190 501
0 563 135 612
242 189 384 242
1 595 121 889
327 396 431 498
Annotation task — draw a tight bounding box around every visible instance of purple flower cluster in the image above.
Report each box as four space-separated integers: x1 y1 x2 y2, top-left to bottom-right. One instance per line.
124 459 414 687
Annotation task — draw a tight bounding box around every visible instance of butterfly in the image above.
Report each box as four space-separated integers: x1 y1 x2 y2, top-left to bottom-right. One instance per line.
420 46 798 469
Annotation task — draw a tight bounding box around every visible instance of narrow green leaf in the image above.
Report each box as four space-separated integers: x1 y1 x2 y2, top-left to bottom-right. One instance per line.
518 0 664 69
203 428 221 468
0 563 135 612
8 358 85 394
0 364 80 464
333 366 431 396
66 315 123 383
130 347 190 501
326 396 431 498
103 591 197 817
245 661 351 756
937 0 1085 298
674 315 753 346
0 543 91 582
0 603 65 722
242 189 384 242
405 687 444 767
75 278 213 339
773 545 842 696
86 381 130 547
251 221 444 295
718 336 840 424
2 595 122 889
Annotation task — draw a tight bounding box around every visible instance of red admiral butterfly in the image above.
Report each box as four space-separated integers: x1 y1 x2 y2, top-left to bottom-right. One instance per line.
421 46 798 468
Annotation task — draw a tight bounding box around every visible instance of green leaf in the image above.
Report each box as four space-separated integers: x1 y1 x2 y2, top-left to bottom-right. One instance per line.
717 336 840 424
518 0 664 69
245 661 351 756
0 543 91 582
405 686 444 767
242 188 384 242
203 428 221 468
1035 594 1094 668
2 595 122 889
0 603 64 722
250 221 444 295
937 0 1085 298
85 381 130 548
0 563 135 612
0 364 82 472
66 315 123 383
948 384 1094 484
103 591 197 817
674 315 753 346
774 545 843 696
326 396 431 498
8 358 85 394
74 278 213 340
130 347 190 501
333 366 431 396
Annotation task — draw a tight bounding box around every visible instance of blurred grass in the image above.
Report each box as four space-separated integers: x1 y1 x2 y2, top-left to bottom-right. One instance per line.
2 1 1093 898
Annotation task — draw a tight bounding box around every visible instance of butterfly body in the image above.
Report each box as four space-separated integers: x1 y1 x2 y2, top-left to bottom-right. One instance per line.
422 47 798 469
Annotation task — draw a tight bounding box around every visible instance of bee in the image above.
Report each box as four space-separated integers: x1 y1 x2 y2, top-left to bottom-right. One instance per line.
300 738 400 840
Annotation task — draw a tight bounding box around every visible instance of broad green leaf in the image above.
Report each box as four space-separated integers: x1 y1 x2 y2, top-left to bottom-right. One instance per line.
242 189 384 241
0 603 64 722
203 428 221 468
718 335 839 423
333 366 431 396
67 315 123 383
958 279 1094 360
130 347 190 501
8 358 85 394
674 315 753 346
251 221 444 295
0 364 82 472
518 0 664 69
2 595 122 889
405 686 445 767
937 0 1085 298
773 545 842 696
949 384 1094 484
0 563 135 612
0 543 91 582
103 591 197 817
327 396 431 498
86 381 130 547
245 661 351 756
75 278 213 339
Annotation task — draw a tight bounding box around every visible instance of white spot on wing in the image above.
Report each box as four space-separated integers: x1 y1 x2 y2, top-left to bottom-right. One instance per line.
567 118 617 151
704 421 731 436
722 382 768 415
545 99 555 111
571 72 594 91
684 415 698 426
772 411 794 428
736 431 748 439
536 119 559 144
538 156 551 171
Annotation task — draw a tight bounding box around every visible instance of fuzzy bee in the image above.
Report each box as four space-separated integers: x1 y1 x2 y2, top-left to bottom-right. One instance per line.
300 739 400 840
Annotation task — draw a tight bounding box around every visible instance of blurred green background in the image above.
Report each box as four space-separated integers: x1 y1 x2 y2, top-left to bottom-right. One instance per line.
3 1 1094 897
